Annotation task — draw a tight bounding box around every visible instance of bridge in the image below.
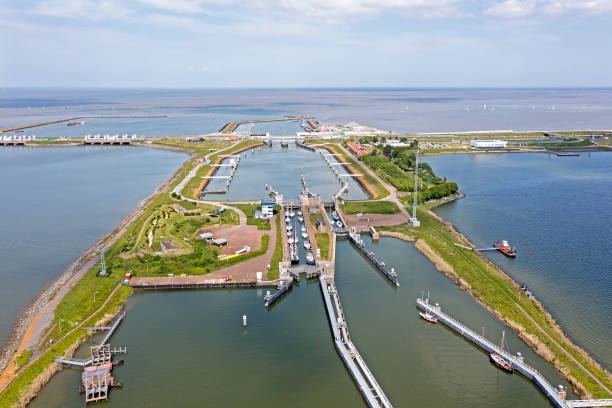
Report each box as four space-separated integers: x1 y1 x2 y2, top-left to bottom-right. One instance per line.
416 298 612 408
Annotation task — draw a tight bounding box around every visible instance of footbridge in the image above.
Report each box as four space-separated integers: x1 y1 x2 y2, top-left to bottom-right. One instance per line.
416 298 612 408
348 230 399 287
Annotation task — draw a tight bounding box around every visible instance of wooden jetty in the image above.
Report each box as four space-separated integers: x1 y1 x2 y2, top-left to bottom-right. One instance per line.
264 279 294 307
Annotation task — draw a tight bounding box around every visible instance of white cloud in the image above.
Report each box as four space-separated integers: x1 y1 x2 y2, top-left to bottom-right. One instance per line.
485 0 612 18
252 0 466 19
485 0 537 17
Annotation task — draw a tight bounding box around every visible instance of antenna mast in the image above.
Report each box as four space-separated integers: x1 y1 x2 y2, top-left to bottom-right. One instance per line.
98 246 107 276
410 147 421 227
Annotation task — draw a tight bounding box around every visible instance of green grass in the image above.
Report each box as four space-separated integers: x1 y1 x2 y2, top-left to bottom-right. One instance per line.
233 204 272 230
267 215 283 280
15 349 33 369
341 200 400 215
315 233 330 260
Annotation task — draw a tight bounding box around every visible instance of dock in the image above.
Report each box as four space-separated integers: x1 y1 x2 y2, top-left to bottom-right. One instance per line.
348 230 399 287
320 277 393 408
130 280 265 290
295 139 316 151
415 298 612 408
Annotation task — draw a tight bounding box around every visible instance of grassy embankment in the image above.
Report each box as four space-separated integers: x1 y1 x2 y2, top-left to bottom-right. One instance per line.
322 144 389 199
341 200 400 215
267 215 283 280
380 208 612 398
315 233 330 260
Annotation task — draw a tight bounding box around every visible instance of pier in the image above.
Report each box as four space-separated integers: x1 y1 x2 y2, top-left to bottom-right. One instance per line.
295 139 316 151
320 277 393 408
348 230 399 287
415 298 612 408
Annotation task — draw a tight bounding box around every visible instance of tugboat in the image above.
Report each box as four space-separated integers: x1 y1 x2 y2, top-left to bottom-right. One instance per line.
305 252 315 265
493 240 516 257
490 331 514 373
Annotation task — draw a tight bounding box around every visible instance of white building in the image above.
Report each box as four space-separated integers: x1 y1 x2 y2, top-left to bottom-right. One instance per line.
470 140 507 149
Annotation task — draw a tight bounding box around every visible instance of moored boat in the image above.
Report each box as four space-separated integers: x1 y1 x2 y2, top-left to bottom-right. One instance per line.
419 311 438 323
303 240 311 250
490 331 514 373
305 252 315 265
493 240 516 257
302 232 308 239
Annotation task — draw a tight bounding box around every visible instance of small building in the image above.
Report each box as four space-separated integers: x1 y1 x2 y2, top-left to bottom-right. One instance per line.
212 238 228 246
470 140 507 149
347 141 368 155
199 232 214 240
256 201 275 219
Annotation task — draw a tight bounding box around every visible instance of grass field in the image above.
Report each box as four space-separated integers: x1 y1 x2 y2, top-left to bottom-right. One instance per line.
233 204 271 230
267 215 283 280
342 200 400 215
315 233 330 260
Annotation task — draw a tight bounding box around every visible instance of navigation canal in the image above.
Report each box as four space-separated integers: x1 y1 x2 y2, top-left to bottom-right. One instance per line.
204 143 368 201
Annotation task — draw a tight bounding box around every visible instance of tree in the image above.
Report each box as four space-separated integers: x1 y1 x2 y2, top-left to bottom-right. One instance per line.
383 144 393 157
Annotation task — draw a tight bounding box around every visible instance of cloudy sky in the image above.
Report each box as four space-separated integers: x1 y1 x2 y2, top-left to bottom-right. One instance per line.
1 0 611 87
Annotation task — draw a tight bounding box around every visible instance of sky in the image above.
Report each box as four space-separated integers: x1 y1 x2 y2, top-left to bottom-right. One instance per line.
1 0 612 88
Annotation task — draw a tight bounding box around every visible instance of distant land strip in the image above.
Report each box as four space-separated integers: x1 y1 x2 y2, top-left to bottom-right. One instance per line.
0 115 168 133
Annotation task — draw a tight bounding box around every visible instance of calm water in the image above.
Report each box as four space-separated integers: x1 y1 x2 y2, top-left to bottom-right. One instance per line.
426 152 612 370
30 238 576 407
0 146 188 347
205 143 368 201
2 88 612 134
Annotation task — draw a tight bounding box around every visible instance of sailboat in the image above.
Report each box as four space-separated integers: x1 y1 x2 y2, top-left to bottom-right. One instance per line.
490 331 514 373
419 295 438 324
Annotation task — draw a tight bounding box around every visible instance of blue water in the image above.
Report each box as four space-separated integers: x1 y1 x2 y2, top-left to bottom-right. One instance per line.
426 152 612 370
0 146 188 347
2 88 611 134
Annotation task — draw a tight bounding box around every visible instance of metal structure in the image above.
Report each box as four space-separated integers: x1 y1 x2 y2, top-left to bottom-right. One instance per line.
98 246 107 276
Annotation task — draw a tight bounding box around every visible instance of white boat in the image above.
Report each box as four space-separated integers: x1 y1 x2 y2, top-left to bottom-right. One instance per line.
289 211 295 217
297 210 303 216
288 237 294 244
287 231 292 237
303 240 311 250
336 221 343 228
305 252 315 265
301 226 306 233
285 217 291 223
298 216 304 223
332 211 339 221
286 224 293 231
302 232 308 239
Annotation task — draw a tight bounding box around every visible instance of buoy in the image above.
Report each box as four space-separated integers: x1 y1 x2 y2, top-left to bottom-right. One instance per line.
243 315 247 327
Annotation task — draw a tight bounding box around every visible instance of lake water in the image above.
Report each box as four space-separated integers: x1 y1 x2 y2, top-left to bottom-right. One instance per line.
2 88 612 134
205 143 368 201
0 146 188 348
426 152 612 370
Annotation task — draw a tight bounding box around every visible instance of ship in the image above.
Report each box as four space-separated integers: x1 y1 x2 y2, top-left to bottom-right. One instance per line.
419 297 438 323
490 331 514 373
493 240 516 257
67 121 86 126
305 252 315 265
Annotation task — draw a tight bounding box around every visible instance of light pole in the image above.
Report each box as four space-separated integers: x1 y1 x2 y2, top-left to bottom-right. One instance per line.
94 291 98 305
